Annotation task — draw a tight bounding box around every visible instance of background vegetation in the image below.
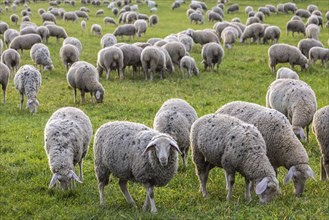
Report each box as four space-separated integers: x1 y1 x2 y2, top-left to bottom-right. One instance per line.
0 0 329 219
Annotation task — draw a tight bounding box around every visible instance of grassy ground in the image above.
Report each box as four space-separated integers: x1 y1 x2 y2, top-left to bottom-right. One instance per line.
1 0 329 219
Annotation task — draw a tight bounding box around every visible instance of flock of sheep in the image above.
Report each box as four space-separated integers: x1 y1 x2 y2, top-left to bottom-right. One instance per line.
0 0 329 215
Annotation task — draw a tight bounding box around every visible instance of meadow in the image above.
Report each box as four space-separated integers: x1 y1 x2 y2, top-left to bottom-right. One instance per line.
0 0 329 219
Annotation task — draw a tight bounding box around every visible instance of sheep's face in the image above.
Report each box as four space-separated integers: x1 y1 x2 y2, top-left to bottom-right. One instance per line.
256 177 279 204
49 170 82 190
26 99 40 113
95 90 104 103
292 126 306 141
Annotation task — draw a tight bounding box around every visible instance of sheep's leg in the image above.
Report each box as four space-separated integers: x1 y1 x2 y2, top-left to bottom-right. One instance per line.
320 156 329 181
81 90 86 104
73 88 77 104
78 160 83 181
143 184 157 213
306 125 309 142
3 88 6 105
182 148 188 168
198 162 213 197
245 178 252 202
225 171 235 201
106 69 111 80
119 179 136 206
19 93 24 110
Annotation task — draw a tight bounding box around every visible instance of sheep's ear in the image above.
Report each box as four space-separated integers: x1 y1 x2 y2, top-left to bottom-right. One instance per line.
143 142 155 155
256 177 269 195
169 140 182 155
307 165 317 181
284 166 296 184
49 173 58 188
70 170 82 183
95 90 101 99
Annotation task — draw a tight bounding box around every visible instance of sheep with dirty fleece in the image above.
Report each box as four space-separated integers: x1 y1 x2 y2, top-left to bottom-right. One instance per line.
0 62 10 104
308 47 329 67
14 65 41 113
154 98 198 168
96 46 124 80
266 79 317 142
268 43 308 73
216 101 316 196
180 55 199 78
67 61 105 104
297 38 323 59
313 106 329 181
59 44 80 71
9 34 42 53
30 43 54 71
44 107 92 190
201 42 224 71
191 113 279 203
93 121 181 213
276 67 299 80
140 46 166 81
1 48 20 74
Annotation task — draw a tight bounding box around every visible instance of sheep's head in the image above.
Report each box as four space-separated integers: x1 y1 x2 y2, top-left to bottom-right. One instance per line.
256 176 280 204
49 170 82 190
292 125 306 141
284 164 316 196
95 89 104 103
299 54 309 69
26 98 40 113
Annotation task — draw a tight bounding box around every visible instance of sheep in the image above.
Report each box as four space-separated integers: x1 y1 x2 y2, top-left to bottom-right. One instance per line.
147 0 158 8
297 38 323 59
104 17 117 26
308 47 329 67
3 29 20 47
214 22 243 39
64 12 78 23
59 44 80 71
307 4 318 13
95 9 104 16
63 37 82 54
140 46 166 81
246 16 260 26
118 44 143 79
91 24 102 36
67 61 105 104
326 11 329 20
96 46 124 80
268 43 308 73
191 113 279 203
134 19 147 37
263 25 281 44
240 23 264 44
231 17 240 23
9 34 42 53
37 26 50 44
93 121 180 213
75 10 89 20
153 98 197 168
266 79 317 142
276 67 299 80
14 65 41 113
180 55 199 78
286 20 305 37
312 106 329 181
189 12 204 24
44 107 92 190
254 12 265 22
172 1 180 10
0 21 9 35
1 48 20 74
30 43 54 71
46 25 68 42
177 34 194 53
296 9 311 19
305 24 320 40
138 14 149 21
283 2 297 14
161 41 186 66
81 20 87 31
221 26 238 48
100 34 117 49
113 24 136 40
20 26 38 36
227 3 239 13
201 42 224 71
306 15 319 27
10 14 19 25
266 4 277 13
224 103 313 195
0 62 10 104
42 12 57 24
149 14 159 27
185 29 219 45
245 6 253 14
258 7 270 16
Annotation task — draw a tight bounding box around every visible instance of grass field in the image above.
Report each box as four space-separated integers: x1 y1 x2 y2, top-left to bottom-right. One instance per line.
1 0 329 219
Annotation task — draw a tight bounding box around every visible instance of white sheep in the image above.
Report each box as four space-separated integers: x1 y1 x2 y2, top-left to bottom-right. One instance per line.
63 37 82 54
186 29 219 46
178 33 194 53
1 48 20 74
240 23 264 43
180 55 199 78
118 44 143 79
297 38 324 59
308 47 329 67
42 12 57 24
30 43 54 71
46 25 68 43
93 121 181 213
140 46 166 80
14 65 42 113
221 26 239 48
305 24 320 40
191 113 279 203
96 46 124 80
286 20 305 37
189 12 204 24
100 33 117 48
263 25 281 44
266 79 317 142
201 42 224 71
276 67 299 80
161 41 186 66
149 14 159 27
59 44 80 71
0 62 10 104
9 34 42 53
4 29 20 48
113 24 136 40
37 26 50 44
103 17 117 26
154 98 198 167
91 24 102 36
66 61 105 104
134 19 147 37
216 101 317 196
81 20 87 31
45 107 92 189
64 12 78 23
312 106 329 181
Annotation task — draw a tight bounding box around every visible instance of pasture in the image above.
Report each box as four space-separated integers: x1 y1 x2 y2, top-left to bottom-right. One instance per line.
0 0 329 219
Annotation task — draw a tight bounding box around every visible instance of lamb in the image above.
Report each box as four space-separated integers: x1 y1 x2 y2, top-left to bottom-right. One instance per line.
149 14 159 27
185 29 219 45
308 47 329 67
3 28 20 47
44 107 92 189
216 101 316 196
263 25 281 44
104 17 117 26
286 20 305 37
276 67 299 80
134 19 147 37
0 62 10 104
201 42 224 71
268 43 308 73
113 24 136 40
297 38 323 58
140 46 166 81
227 3 239 13
10 14 19 25
1 48 20 73
312 106 329 181
42 12 57 24
63 12 78 23
154 98 198 168
191 113 279 203
67 61 105 104
59 44 80 71
221 26 239 48
180 55 199 78
96 46 124 80
37 26 50 43
46 25 68 42
100 33 117 48
91 24 102 36
14 65 41 113
30 43 54 71
266 79 317 142
9 34 42 53
118 44 143 79
240 23 264 43
305 24 320 40
189 12 204 24
93 121 181 213
63 37 82 54
161 41 186 66
81 20 87 31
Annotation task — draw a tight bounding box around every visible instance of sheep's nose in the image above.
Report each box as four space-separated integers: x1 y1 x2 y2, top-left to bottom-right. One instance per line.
159 157 168 166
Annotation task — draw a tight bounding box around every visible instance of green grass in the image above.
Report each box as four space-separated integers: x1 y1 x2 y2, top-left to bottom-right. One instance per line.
1 0 329 219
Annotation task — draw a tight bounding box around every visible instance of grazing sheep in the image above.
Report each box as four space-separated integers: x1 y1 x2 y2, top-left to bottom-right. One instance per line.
240 23 264 43
189 12 204 24
246 16 260 26
45 107 92 190
91 24 102 36
207 11 222 22
161 41 186 66
312 106 329 181
307 4 318 13
59 44 80 71
308 47 329 67
14 65 41 113
134 19 147 37
263 26 281 44
10 14 19 25
30 43 54 71
96 46 124 80
9 34 42 53
37 26 50 44
104 17 117 26
63 37 82 54
0 21 9 35
306 15 319 27
254 11 265 22
186 29 219 45
1 48 20 73
305 24 320 40
286 20 305 37
20 26 38 36
93 121 181 213
276 67 299 80
283 2 297 14
81 20 87 31
221 26 238 48
0 62 10 104
113 24 136 40
214 21 243 39
297 38 324 58
140 46 166 80
227 3 239 13
149 14 159 27
118 44 143 79
95 9 104 16
191 113 279 203
245 6 253 14
258 7 270 16
64 12 78 23
268 43 308 73
178 34 194 53
266 4 277 13
3 29 20 47
75 10 89 20
100 34 117 48
46 25 68 42
296 9 311 19
154 98 198 168
216 101 316 196
180 55 199 78
42 12 57 24
266 79 317 142
201 42 224 71
67 61 105 104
